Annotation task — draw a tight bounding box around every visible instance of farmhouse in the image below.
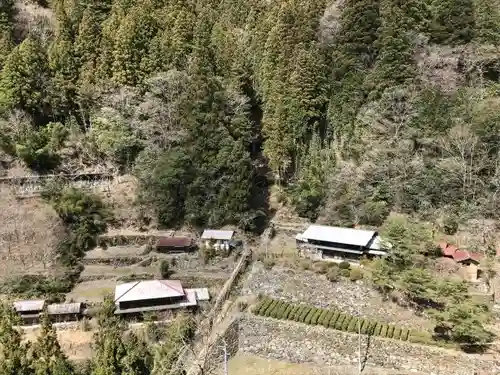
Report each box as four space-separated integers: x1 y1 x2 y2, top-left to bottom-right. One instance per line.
114 279 209 315
201 229 234 251
438 242 483 282
13 300 45 325
296 225 387 262
155 236 194 253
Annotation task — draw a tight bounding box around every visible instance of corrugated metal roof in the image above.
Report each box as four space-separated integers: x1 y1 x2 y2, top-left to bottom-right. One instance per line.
185 288 210 301
47 303 82 315
157 237 192 247
201 230 234 240
13 300 45 312
114 279 185 303
300 225 377 247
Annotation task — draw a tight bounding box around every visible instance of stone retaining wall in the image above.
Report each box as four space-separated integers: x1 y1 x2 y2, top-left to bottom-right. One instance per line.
238 315 500 375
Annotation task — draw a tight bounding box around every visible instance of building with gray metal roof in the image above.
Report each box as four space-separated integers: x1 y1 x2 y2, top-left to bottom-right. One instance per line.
13 300 45 313
114 279 202 315
296 225 387 262
201 229 234 241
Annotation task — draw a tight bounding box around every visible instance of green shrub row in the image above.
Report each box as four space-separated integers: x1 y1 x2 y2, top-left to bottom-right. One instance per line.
253 296 434 345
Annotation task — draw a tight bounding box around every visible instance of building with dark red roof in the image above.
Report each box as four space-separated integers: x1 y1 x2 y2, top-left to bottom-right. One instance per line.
156 237 194 252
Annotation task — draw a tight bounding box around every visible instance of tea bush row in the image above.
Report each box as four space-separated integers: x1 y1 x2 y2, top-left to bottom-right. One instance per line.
253 297 430 345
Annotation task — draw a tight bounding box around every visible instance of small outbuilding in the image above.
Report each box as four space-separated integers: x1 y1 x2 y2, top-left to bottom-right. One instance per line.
201 229 234 251
47 303 85 322
155 237 194 253
13 300 45 325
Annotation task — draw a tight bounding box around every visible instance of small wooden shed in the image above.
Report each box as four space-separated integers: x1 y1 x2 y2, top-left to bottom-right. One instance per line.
47 302 85 322
13 300 45 325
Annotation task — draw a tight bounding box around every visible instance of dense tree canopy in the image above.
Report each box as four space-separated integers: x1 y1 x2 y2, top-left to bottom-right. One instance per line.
0 0 499 228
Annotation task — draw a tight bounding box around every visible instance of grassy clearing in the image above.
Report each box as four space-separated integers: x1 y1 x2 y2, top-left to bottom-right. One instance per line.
222 353 418 375
23 328 94 361
67 280 115 302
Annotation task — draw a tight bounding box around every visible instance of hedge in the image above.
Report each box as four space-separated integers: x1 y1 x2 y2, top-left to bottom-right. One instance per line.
260 299 274 316
393 327 401 340
330 311 340 328
387 325 395 339
380 325 388 337
304 308 316 324
342 316 352 331
347 318 358 333
265 300 278 317
311 309 322 325
317 310 328 326
253 296 435 346
400 328 410 341
291 306 301 321
283 304 295 319
299 306 312 322
322 310 334 327
335 314 346 330
270 301 283 317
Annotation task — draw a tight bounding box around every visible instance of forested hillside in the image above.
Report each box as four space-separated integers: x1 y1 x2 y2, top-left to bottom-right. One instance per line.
1 0 500 230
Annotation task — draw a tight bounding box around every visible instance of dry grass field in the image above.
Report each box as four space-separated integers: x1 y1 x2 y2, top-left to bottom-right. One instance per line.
0 187 65 278
23 327 94 361
220 353 425 375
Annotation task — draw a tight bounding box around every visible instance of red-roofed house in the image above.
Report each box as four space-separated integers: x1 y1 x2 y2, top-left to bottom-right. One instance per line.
438 242 483 282
440 243 458 257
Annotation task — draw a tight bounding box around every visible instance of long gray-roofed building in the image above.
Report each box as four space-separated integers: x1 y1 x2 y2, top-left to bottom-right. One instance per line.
114 279 200 315
296 225 388 262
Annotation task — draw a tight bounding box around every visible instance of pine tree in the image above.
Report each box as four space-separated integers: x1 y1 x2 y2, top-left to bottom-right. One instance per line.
474 0 500 44
0 0 14 68
369 0 425 92
0 304 33 375
31 313 73 375
0 36 52 121
430 0 475 45
335 0 382 71
111 2 158 85
287 43 328 146
49 38 78 119
182 57 255 228
120 333 152 375
91 299 127 375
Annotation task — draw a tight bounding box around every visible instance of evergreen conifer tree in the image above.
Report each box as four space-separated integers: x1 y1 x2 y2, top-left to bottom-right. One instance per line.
31 313 73 375
0 0 14 68
474 0 500 44
91 299 127 375
335 0 382 71
0 36 52 121
430 0 475 45
0 304 33 375
112 2 158 85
